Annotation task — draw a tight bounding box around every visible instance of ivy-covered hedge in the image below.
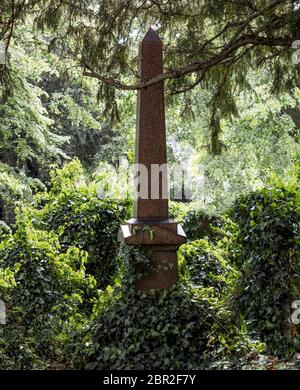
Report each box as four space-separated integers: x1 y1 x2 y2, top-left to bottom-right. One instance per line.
0 164 46 225
65 246 263 369
179 239 237 297
0 210 95 369
231 183 300 356
25 159 130 288
181 209 230 242
1 159 300 369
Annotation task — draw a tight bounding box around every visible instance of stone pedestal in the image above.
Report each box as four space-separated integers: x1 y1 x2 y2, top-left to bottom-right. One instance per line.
119 218 186 289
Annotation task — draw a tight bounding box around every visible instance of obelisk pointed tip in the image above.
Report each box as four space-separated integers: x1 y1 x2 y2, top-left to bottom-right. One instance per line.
143 27 162 43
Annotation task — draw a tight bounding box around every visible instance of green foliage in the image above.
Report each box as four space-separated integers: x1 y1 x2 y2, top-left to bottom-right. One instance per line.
0 209 95 369
182 209 226 242
168 200 192 223
1 14 300 370
231 175 300 356
25 159 129 288
0 163 47 225
0 266 17 291
179 239 237 298
65 246 262 370
187 84 300 211
2 19 300 215
0 221 11 242
42 72 128 169
4 1 299 152
0 26 69 177
2 160 299 368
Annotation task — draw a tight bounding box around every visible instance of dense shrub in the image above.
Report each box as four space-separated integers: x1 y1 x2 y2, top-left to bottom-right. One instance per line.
0 221 11 242
2 159 299 368
26 159 130 288
65 247 263 370
231 183 300 356
168 201 191 223
0 211 95 369
182 209 229 242
179 239 238 297
0 164 46 225
0 160 130 368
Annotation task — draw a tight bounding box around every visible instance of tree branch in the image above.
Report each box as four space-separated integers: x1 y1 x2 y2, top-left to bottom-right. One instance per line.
82 34 292 90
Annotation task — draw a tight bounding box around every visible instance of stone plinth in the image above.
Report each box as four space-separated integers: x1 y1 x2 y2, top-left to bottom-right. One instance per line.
119 219 186 289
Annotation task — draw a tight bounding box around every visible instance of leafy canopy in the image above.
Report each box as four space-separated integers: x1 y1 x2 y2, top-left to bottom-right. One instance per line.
1 0 300 152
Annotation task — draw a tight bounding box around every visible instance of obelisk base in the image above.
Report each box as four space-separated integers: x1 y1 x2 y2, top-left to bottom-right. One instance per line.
118 219 187 290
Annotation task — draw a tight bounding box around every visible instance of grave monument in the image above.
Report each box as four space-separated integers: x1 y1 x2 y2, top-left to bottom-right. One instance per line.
118 28 187 289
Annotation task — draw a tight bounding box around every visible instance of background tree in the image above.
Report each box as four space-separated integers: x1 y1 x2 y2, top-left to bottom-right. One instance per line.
2 0 300 152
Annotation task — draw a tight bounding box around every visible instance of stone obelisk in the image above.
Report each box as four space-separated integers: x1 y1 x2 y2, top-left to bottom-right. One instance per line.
118 28 186 290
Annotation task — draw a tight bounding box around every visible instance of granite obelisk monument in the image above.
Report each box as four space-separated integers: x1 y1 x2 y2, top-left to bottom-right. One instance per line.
118 28 186 289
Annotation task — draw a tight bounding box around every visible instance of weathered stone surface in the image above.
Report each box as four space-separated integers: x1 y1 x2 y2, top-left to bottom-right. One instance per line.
135 249 179 290
120 219 186 246
118 28 187 290
135 27 168 220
